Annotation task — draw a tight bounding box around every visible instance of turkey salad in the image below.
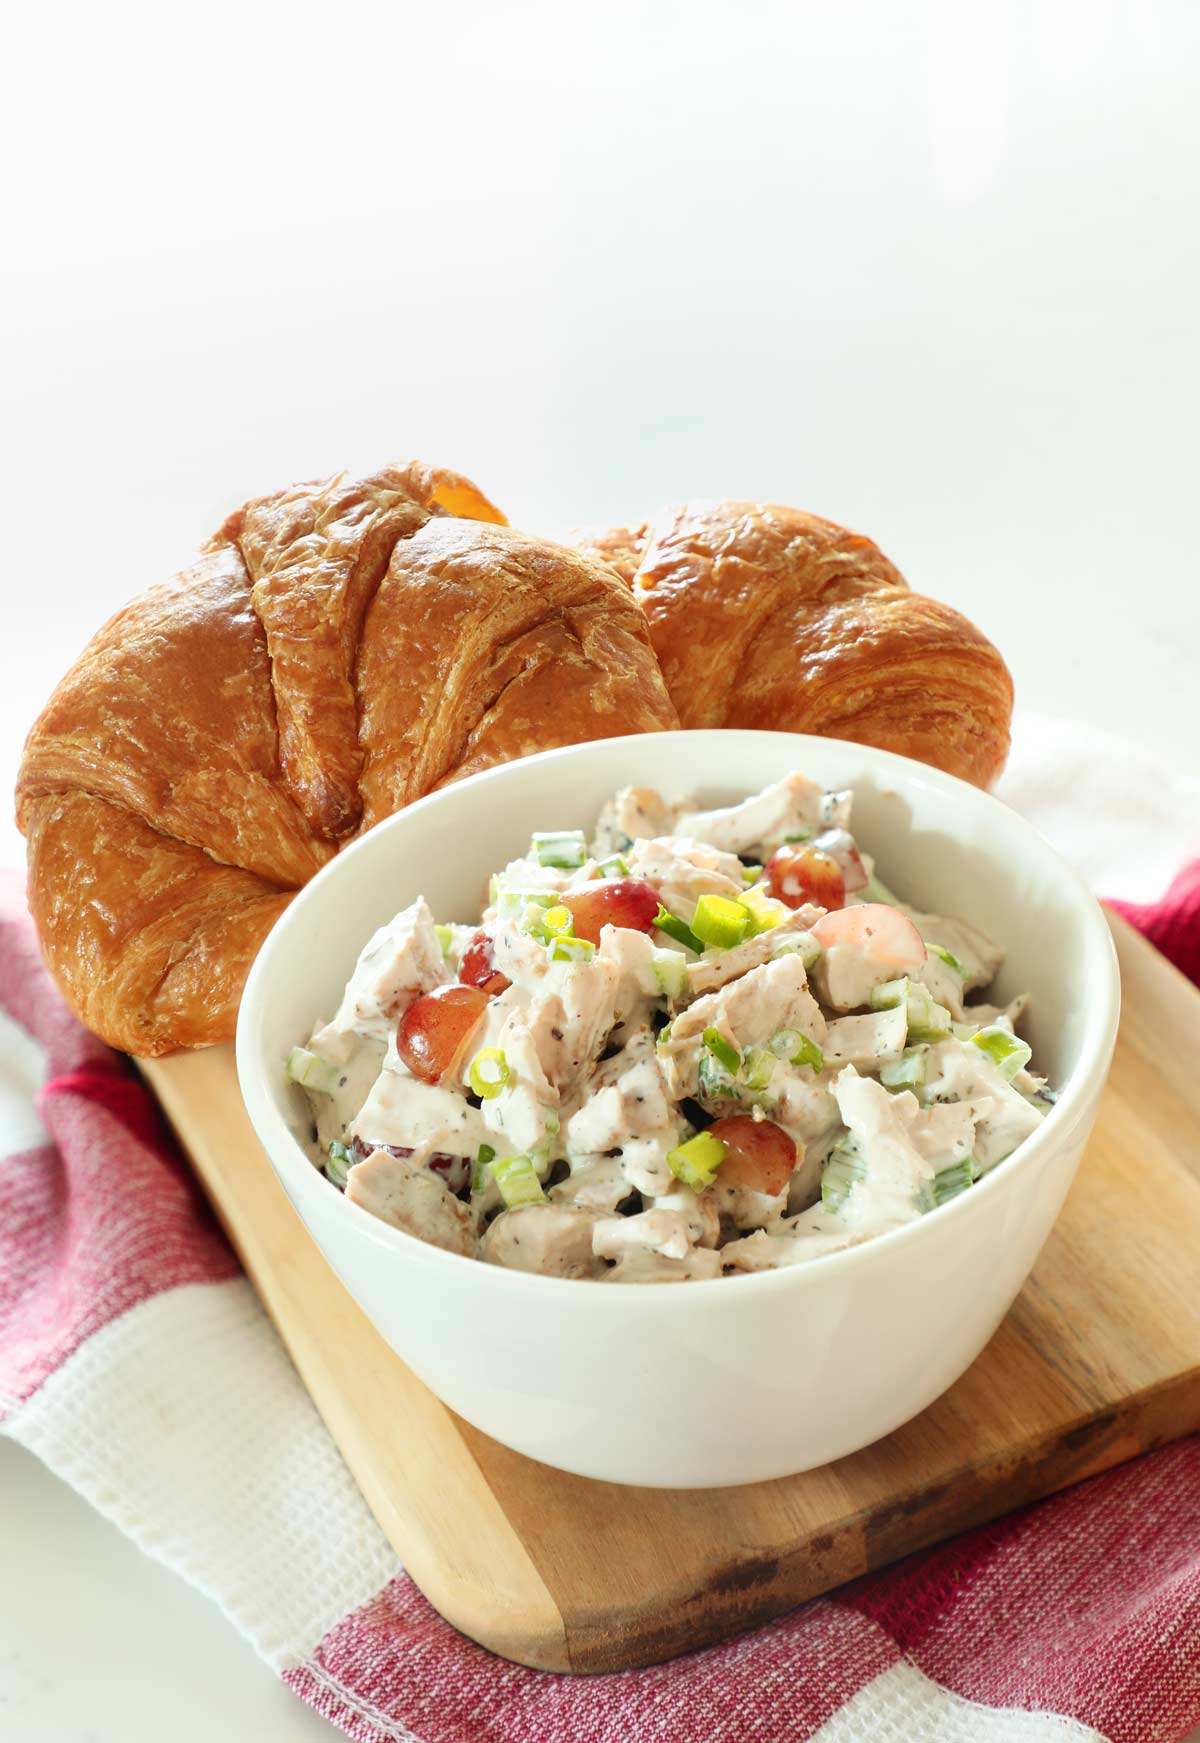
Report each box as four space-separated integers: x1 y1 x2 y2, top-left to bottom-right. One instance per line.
286 773 1053 1282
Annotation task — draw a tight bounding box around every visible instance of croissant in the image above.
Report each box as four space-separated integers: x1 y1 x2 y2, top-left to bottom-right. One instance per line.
16 462 678 1055
17 467 1013 1059
568 500 1012 789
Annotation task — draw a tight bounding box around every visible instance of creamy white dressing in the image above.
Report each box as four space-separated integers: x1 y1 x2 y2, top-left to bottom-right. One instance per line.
290 772 1048 1281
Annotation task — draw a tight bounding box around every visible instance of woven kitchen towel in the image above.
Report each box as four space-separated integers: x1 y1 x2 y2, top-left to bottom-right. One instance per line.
1 714 1198 1743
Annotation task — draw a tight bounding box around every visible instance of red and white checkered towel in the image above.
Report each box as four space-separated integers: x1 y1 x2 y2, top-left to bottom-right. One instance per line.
2 717 1198 1743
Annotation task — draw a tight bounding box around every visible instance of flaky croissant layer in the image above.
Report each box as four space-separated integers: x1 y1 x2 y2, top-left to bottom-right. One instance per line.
17 465 1011 1056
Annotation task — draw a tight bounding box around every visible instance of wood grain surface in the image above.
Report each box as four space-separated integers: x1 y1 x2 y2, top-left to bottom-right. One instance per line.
139 913 1200 1674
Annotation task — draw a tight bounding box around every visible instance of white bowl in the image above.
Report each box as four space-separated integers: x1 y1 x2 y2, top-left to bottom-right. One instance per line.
237 730 1120 1488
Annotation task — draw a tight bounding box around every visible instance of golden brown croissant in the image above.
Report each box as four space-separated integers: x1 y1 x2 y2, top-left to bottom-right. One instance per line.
17 462 678 1054
569 500 1012 789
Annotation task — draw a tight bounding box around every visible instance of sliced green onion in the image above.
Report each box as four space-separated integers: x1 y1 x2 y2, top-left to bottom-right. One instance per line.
656 1020 673 1048
326 1139 353 1188
741 1047 776 1091
496 888 557 921
471 1143 496 1194
469 1047 511 1099
691 894 751 949
930 1158 976 1207
434 924 455 959
929 943 967 978
880 1045 928 1093
821 1138 866 1213
547 934 596 964
597 853 630 879
492 1152 546 1207
651 949 687 998
783 828 812 843
653 904 703 953
771 929 822 970
951 1020 979 1041
703 1027 741 1075
741 862 763 885
769 1028 824 1072
286 1045 342 1096
971 1026 1032 1080
667 1130 728 1190
531 829 587 870
697 1052 734 1100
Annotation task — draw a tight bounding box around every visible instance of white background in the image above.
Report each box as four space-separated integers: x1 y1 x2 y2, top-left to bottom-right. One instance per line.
2 2 1198 1738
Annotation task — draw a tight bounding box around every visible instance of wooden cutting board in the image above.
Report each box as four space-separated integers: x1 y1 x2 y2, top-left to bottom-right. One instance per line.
139 914 1200 1674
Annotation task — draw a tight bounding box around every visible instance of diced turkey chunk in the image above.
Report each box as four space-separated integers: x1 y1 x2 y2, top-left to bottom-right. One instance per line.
603 1246 723 1282
627 837 745 919
481 1204 607 1278
922 1040 1043 1171
345 1148 476 1257
482 1009 560 1155
823 1008 908 1070
659 953 827 1098
591 787 677 855
900 908 1004 993
674 773 829 858
831 1069 936 1231
721 1206 867 1271
549 1155 632 1212
525 955 620 1096
351 1071 489 1157
684 909 822 1000
592 1206 707 1264
313 898 445 1048
489 918 552 990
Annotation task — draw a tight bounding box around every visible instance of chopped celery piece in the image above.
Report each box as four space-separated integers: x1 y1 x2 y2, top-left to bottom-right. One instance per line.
869 978 952 1043
531 829 587 870
326 1139 353 1188
667 1130 728 1190
930 1158 976 1207
471 1141 497 1194
869 977 908 1012
547 934 596 964
769 1027 824 1072
286 1045 341 1096
739 884 789 935
653 904 703 953
468 1047 511 1099
880 1045 928 1093
741 1047 776 1091
929 943 967 977
971 1026 1032 1080
821 1138 866 1212
651 949 687 999
771 929 821 970
597 853 630 879
492 1152 546 1207
434 924 455 959
703 1027 741 1075
692 894 751 949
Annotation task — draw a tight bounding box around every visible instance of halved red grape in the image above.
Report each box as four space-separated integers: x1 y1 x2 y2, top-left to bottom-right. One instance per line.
459 929 510 996
708 1115 796 1196
565 878 660 946
396 984 488 1084
763 844 846 911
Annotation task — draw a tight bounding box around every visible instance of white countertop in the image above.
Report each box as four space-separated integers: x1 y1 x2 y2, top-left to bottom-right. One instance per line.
3 4 1198 1737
